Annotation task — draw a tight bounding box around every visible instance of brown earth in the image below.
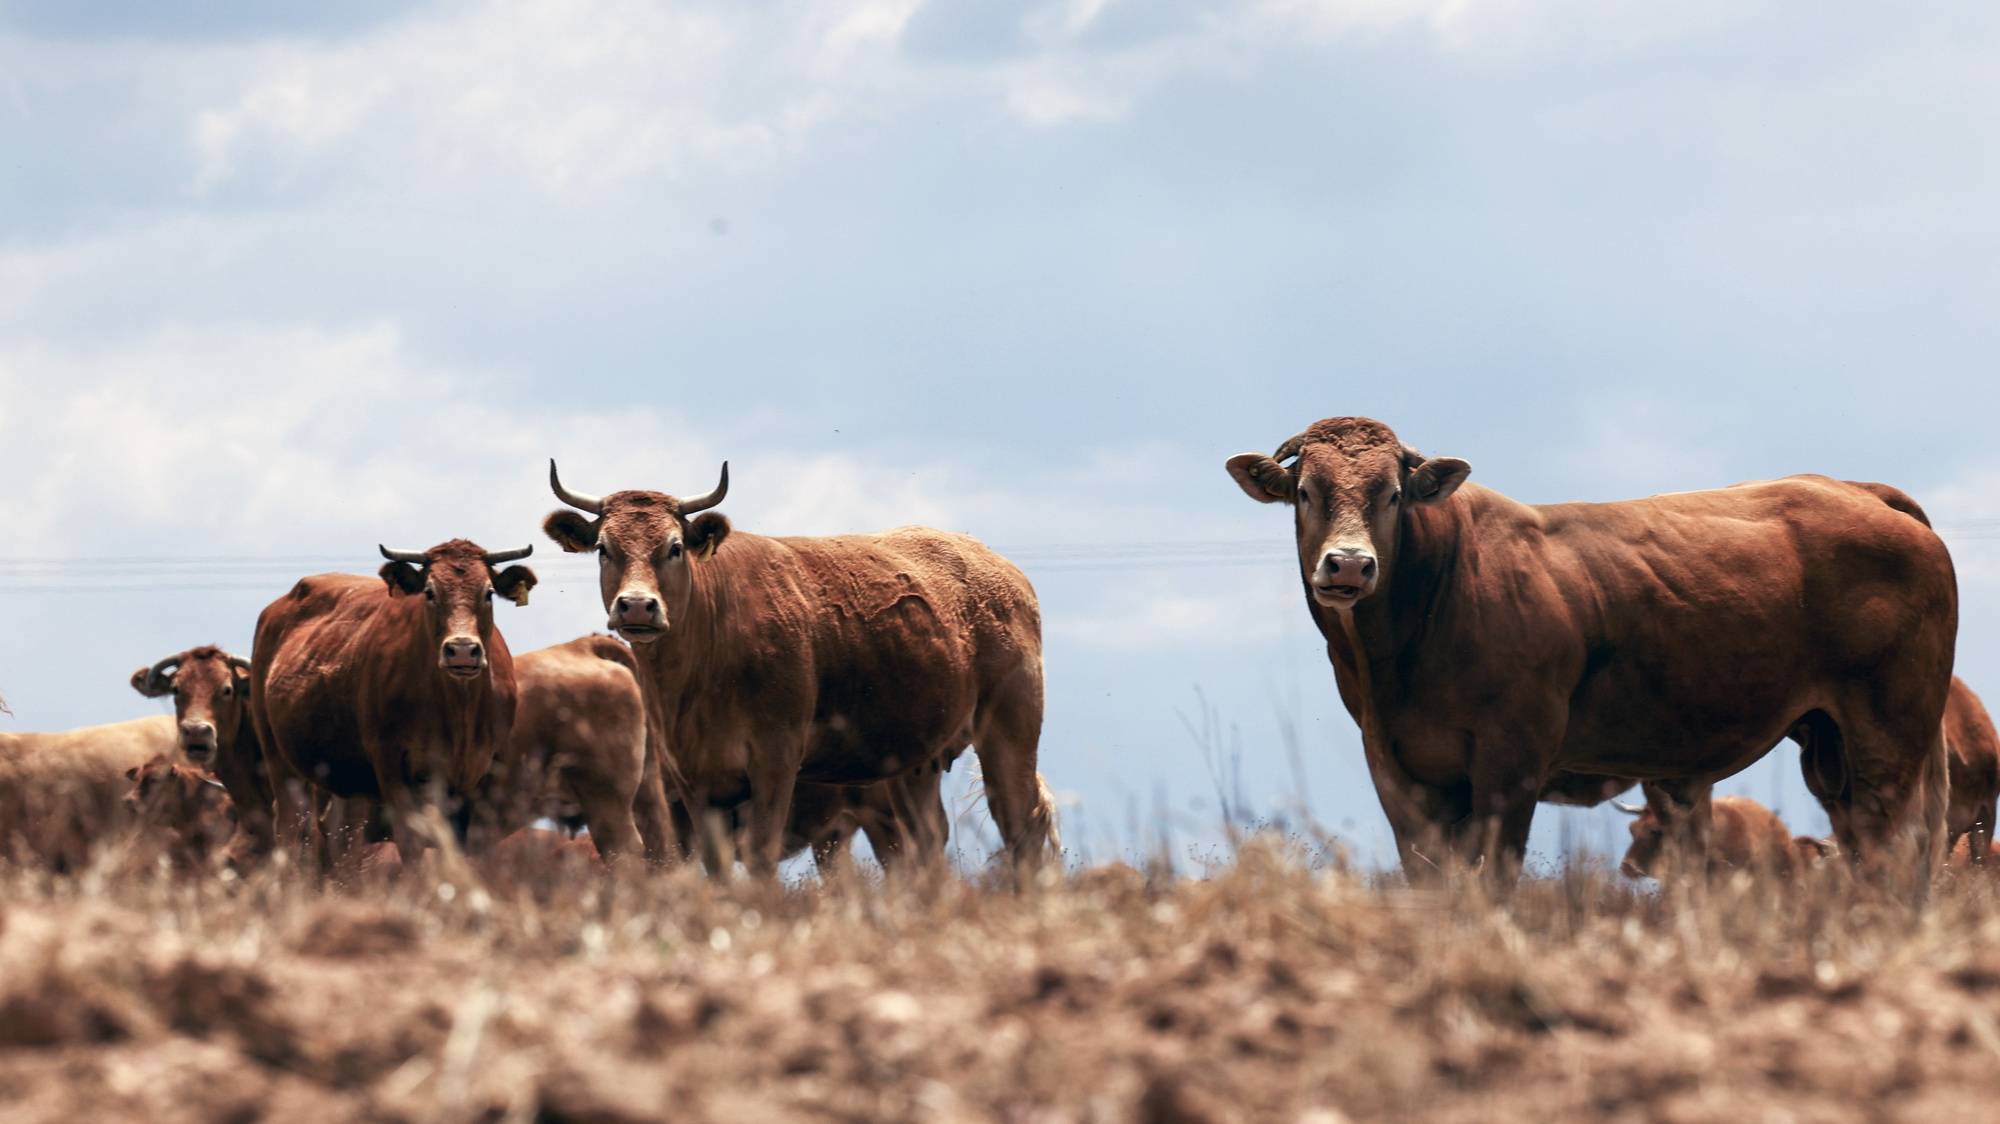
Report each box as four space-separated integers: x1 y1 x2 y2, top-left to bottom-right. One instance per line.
3 839 2000 1122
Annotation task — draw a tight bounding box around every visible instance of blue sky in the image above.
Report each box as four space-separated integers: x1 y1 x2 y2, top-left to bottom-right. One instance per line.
4 0 1998 867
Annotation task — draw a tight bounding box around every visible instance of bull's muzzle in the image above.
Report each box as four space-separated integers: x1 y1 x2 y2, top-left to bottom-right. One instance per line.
440 636 485 677
1311 548 1378 606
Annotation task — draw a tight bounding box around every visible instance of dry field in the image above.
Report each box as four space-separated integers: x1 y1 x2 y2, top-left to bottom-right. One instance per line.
4 838 2000 1123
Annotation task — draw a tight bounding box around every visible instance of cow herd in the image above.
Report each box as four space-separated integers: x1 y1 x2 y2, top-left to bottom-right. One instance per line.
0 413 1992 897
1 461 1059 878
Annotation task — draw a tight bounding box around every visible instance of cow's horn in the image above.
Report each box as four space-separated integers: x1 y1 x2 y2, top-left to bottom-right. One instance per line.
549 459 603 515
484 545 534 565
1612 800 1646 815
146 655 183 692
1272 433 1309 463
226 654 252 676
677 462 730 515
201 776 229 792
379 545 430 564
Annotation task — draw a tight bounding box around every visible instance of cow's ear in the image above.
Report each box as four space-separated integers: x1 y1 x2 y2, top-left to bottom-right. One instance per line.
379 561 425 596
494 565 538 607
1407 456 1471 505
125 765 142 782
543 510 599 553
131 666 172 698
1225 454 1295 504
687 513 731 559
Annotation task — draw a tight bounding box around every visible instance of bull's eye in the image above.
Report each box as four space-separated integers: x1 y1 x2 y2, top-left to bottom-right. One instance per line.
221 685 234 699
667 541 684 562
424 587 437 603
484 587 495 602
1388 489 1402 507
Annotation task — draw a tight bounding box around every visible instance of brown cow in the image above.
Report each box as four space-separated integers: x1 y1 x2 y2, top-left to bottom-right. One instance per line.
1944 677 1999 864
1616 794 1834 880
123 755 236 869
249 539 537 863
0 716 183 868
130 646 273 859
543 461 1055 875
476 635 652 862
1227 417 1955 889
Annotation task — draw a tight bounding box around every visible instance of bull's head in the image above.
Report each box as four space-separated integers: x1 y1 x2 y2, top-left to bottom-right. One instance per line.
130 646 252 765
541 460 731 644
377 540 537 679
1226 417 1470 610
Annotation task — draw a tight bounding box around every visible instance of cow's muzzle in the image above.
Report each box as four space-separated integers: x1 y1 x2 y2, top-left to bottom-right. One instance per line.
611 592 667 642
1311 549 1377 606
178 720 216 761
440 637 486 678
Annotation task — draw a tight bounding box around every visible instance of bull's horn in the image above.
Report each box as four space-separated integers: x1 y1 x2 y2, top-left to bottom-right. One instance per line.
1612 800 1647 816
379 545 430 564
201 776 228 792
483 545 534 565
1272 433 1309 463
226 654 252 676
549 459 603 515
677 462 730 515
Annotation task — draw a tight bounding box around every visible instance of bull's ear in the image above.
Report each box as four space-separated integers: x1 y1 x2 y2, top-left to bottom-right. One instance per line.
543 510 599 553
379 561 425 596
687 513 731 559
1407 456 1471 505
494 565 538 607
130 666 172 698
1225 454 1295 504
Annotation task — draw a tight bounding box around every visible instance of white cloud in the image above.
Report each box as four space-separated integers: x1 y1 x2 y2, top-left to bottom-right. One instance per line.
1050 570 1297 651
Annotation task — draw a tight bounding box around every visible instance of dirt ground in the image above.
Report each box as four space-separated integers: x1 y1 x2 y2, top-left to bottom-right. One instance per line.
4 840 2000 1123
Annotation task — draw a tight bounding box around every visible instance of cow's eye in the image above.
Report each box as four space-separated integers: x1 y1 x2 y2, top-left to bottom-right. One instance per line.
1387 489 1402 506
1296 488 1310 506
424 587 437 603
484 587 495 601
667 541 684 561
221 685 234 699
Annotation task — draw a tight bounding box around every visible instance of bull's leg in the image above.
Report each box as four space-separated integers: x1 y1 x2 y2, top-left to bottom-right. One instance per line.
972 664 1056 873
1812 699 1947 901
888 771 949 863
668 799 699 863
742 760 801 878
812 827 854 875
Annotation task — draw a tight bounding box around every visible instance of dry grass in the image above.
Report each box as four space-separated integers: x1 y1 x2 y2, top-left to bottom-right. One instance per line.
3 837 2000 1123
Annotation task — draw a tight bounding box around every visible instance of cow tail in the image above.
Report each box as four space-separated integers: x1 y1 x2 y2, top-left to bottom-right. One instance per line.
1035 773 1063 858
1919 722 1950 885
1846 480 1933 528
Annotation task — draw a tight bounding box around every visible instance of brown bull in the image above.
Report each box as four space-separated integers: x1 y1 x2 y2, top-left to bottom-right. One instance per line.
130 646 273 860
0 715 184 867
1944 677 1999 864
249 539 537 862
123 755 236 870
1616 794 1834 880
543 461 1055 874
1227 416 1956 888
477 635 653 862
